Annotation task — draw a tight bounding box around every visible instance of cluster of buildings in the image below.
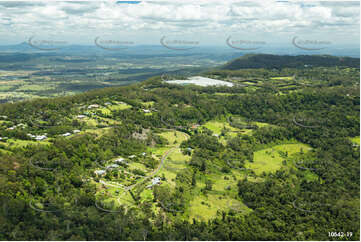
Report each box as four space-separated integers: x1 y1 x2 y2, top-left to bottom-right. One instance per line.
61 130 80 137
94 157 127 177
93 154 163 190
7 123 26 130
27 133 47 141
146 177 162 189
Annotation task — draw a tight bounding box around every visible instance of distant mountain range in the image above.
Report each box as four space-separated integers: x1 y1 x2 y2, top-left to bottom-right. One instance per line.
221 54 360 70
0 42 359 58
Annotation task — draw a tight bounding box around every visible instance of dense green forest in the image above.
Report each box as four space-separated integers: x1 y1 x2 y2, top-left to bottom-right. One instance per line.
0 55 359 240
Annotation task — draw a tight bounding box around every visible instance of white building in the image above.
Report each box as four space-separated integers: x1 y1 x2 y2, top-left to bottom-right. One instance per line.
77 115 86 119
94 170 106 176
152 177 161 185
114 158 126 164
128 155 136 159
35 135 47 141
106 164 119 169
146 177 162 188
142 109 151 113
88 104 100 109
61 132 71 137
73 130 81 133
27 133 47 141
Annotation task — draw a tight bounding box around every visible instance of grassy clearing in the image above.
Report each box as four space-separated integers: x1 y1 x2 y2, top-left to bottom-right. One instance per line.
141 101 155 107
4 139 51 148
303 170 319 182
0 148 12 155
165 149 189 172
127 162 147 171
82 117 98 127
252 121 270 127
108 103 132 111
246 143 312 175
271 76 294 80
98 117 122 125
214 93 234 96
79 127 111 137
203 120 238 135
349 136 360 145
188 194 250 222
159 131 188 145
17 84 56 91
97 108 112 116
0 85 14 91
148 146 169 158
0 120 12 125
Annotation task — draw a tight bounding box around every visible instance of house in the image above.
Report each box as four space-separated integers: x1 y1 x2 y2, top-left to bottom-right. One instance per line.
114 158 127 164
104 102 112 106
191 124 200 129
94 170 106 176
152 177 161 185
35 135 47 141
106 164 119 169
28 133 47 141
88 104 100 109
77 115 86 119
212 134 219 138
61 132 71 137
141 152 146 156
146 177 162 189
128 155 136 159
73 130 81 133
142 109 151 113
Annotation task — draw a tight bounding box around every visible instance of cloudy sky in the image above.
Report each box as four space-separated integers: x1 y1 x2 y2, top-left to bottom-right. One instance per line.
0 0 359 47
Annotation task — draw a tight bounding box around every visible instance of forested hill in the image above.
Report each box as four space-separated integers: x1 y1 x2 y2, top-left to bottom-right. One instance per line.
222 54 360 70
0 60 359 240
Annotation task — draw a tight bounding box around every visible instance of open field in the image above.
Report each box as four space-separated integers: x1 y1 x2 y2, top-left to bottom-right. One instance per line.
245 143 312 175
203 120 239 135
349 136 360 145
188 194 250 222
270 76 294 80
3 138 52 148
159 131 188 145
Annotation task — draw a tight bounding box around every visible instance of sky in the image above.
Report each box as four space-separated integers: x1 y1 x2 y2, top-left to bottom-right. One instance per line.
0 0 359 48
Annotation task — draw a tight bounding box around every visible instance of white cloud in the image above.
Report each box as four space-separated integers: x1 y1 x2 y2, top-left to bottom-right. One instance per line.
0 0 358 45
